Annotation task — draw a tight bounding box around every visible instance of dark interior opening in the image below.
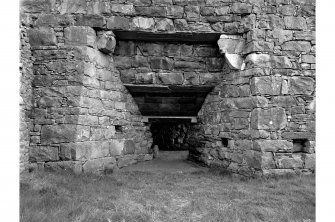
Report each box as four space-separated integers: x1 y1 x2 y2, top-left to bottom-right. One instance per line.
293 139 309 152
222 138 229 148
150 119 191 151
115 125 123 133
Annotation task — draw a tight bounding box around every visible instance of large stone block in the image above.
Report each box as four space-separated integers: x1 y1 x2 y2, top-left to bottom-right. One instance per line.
64 26 96 47
217 37 245 54
21 0 55 13
167 6 184 18
281 131 315 140
282 41 311 52
250 76 283 95
40 124 90 144
35 14 74 27
111 4 135 15
267 29 293 44
276 153 304 169
97 32 116 54
284 16 307 30
156 18 175 31
132 17 155 30
262 152 276 169
251 108 287 130
245 54 292 69
59 0 86 14
289 77 315 95
107 16 130 30
75 15 106 28
27 27 57 47
109 139 136 156
230 3 252 14
60 141 110 161
253 140 293 152
243 150 262 170
158 72 184 85
29 146 59 162
272 96 297 107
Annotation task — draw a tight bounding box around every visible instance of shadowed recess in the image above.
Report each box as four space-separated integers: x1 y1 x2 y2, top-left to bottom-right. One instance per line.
124 84 213 116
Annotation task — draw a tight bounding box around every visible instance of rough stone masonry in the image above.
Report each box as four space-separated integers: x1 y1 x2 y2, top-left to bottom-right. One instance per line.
20 0 315 176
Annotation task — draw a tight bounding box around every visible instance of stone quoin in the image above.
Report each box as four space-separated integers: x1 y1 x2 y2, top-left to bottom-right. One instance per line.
20 0 315 176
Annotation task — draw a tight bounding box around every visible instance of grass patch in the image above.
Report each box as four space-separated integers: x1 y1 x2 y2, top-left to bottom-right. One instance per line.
20 170 315 222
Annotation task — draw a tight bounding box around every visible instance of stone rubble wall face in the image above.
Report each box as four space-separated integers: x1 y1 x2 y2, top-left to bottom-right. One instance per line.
115 41 224 86
20 0 315 175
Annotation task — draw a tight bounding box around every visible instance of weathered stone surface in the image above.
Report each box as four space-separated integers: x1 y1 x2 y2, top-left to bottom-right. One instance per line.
107 16 130 29
123 140 136 155
167 6 184 18
243 41 274 54
251 108 287 130
75 14 105 28
29 146 59 162
276 154 303 169
301 55 315 64
59 0 86 14
109 139 127 156
41 125 90 144
284 16 307 30
156 18 174 31
282 41 311 52
250 76 283 95
64 26 96 47
21 0 55 13
225 54 245 70
253 140 293 152
111 4 135 15
230 3 252 14
27 27 57 47
281 131 315 140
217 37 245 54
262 152 276 169
35 14 74 27
97 32 116 54
132 17 155 30
245 54 292 68
244 150 262 169
304 154 315 170
267 29 293 43
158 72 184 85
289 77 315 95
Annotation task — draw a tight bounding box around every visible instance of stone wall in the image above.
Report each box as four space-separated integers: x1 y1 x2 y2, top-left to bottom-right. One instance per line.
20 0 315 176
188 0 316 176
115 41 223 85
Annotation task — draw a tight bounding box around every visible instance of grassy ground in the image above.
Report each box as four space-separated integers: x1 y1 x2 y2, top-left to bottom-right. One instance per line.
20 169 315 222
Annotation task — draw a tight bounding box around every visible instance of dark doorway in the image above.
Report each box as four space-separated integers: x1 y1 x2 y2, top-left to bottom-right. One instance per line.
150 119 191 151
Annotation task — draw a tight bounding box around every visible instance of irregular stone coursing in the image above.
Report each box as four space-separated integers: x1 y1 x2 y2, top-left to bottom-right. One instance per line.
20 0 315 176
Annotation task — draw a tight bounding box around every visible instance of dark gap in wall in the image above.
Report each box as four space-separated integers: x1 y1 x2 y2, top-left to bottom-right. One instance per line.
115 125 123 133
150 119 191 151
222 138 229 148
293 139 309 153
